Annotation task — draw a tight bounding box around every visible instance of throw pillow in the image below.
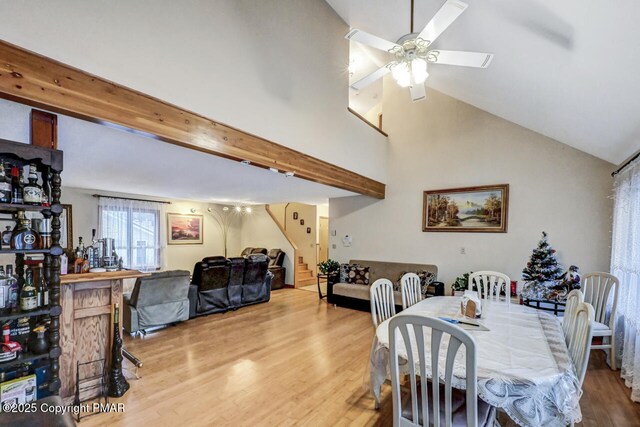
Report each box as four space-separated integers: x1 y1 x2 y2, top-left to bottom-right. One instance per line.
340 263 358 283
346 266 370 285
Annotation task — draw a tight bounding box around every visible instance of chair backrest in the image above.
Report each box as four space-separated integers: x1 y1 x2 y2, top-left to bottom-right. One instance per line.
370 279 396 328
582 272 619 327
243 254 269 286
468 271 511 304
200 258 231 291
562 289 584 345
401 273 423 310
389 314 478 427
267 248 285 268
567 302 595 387
130 270 191 307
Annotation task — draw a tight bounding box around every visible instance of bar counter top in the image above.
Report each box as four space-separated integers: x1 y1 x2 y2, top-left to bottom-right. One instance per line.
60 269 150 284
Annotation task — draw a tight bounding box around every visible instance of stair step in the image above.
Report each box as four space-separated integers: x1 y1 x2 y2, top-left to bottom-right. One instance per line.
297 277 316 286
297 269 313 279
297 263 308 270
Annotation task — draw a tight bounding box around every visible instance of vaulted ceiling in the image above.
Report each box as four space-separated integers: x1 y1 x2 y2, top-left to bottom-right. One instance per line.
327 0 640 165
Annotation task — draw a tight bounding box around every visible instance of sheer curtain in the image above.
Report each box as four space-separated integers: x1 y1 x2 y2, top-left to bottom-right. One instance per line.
97 197 167 272
611 158 640 402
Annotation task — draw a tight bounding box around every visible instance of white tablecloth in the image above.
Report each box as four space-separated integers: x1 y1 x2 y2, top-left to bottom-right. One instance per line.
370 296 581 427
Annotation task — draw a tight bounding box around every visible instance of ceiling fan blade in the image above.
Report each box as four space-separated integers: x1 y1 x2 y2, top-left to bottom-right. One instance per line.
345 29 400 53
350 64 392 90
427 50 493 68
417 0 468 45
410 84 426 102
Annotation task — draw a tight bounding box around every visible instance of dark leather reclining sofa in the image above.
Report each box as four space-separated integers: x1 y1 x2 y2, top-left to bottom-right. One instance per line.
188 254 272 317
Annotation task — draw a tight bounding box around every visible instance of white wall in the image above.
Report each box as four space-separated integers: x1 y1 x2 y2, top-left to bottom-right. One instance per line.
330 85 614 289
0 0 388 183
62 187 242 273
239 206 295 285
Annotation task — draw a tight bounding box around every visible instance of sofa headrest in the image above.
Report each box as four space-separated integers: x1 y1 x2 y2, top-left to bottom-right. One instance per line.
228 257 246 266
142 270 190 281
247 253 268 263
240 247 254 257
267 249 285 267
202 256 227 264
202 257 229 268
250 248 268 255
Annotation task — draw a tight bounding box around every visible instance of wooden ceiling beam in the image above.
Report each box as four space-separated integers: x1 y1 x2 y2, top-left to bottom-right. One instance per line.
0 40 385 199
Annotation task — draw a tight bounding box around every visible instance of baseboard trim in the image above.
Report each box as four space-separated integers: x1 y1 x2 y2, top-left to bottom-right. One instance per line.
283 284 295 289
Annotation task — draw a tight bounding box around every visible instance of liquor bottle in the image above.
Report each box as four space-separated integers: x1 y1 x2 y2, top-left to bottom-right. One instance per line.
77 237 85 257
10 211 42 250
0 161 11 203
60 253 68 275
37 263 48 307
10 166 23 204
20 269 38 312
41 170 51 207
1 226 12 246
6 265 18 309
107 303 129 397
23 164 42 205
0 266 10 314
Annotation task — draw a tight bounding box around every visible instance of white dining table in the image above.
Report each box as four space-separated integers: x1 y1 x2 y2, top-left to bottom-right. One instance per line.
370 296 582 427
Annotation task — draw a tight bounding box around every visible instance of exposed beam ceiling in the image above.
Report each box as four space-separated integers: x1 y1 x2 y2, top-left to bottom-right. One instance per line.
0 40 385 199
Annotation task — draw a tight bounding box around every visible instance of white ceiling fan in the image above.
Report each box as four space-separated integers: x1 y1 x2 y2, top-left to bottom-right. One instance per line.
346 0 493 102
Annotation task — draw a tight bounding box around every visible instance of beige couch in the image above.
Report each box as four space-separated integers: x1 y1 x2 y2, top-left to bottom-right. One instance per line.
328 259 439 311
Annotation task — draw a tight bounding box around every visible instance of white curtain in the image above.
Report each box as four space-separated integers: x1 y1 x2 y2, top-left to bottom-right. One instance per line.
97 197 167 271
611 158 640 402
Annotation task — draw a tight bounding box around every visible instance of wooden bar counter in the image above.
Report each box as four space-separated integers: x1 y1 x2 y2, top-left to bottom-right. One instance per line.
58 270 149 403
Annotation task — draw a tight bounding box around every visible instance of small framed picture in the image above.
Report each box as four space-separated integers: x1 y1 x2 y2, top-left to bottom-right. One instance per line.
293 212 298 220
168 213 203 244
300 219 304 225
306 227 311 234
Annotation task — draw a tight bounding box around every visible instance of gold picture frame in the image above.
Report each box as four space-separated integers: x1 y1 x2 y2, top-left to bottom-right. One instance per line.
423 184 509 233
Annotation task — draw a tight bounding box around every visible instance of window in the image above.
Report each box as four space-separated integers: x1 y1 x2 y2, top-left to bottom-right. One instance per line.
98 198 165 271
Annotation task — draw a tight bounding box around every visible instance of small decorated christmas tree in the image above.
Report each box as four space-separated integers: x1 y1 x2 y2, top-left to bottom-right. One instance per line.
522 231 563 283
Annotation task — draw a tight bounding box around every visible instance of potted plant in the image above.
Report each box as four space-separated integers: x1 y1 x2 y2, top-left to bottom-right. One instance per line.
451 272 478 296
318 259 340 276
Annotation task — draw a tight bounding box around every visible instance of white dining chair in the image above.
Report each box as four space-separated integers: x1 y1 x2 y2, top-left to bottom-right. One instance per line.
567 302 595 387
389 314 496 427
562 289 584 346
401 273 423 310
582 272 620 370
468 271 511 304
370 279 396 328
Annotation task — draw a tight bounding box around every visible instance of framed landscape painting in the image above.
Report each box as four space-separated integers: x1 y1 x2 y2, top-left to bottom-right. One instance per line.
422 184 509 233
168 213 203 244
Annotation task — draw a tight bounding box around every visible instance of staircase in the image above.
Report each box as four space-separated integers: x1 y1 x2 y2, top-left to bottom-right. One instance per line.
296 256 316 286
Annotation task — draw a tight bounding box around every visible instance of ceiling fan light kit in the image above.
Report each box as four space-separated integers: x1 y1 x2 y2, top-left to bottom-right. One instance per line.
346 0 494 102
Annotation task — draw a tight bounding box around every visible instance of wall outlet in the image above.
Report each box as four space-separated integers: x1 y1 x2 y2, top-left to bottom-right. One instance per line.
460 247 466 255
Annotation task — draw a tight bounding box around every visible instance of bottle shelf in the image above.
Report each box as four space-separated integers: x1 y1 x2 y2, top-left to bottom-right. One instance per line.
0 203 52 215
0 248 52 255
0 307 51 322
0 352 49 369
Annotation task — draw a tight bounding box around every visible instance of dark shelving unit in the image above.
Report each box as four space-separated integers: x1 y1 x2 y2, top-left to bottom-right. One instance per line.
0 138 63 394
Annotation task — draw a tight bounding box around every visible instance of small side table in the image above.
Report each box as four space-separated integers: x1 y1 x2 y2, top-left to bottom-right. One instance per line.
317 273 338 300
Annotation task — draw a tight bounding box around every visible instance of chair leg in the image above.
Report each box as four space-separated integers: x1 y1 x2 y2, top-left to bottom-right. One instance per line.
610 336 617 370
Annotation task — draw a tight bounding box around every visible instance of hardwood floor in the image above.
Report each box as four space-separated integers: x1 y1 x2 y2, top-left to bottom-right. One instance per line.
82 289 640 427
